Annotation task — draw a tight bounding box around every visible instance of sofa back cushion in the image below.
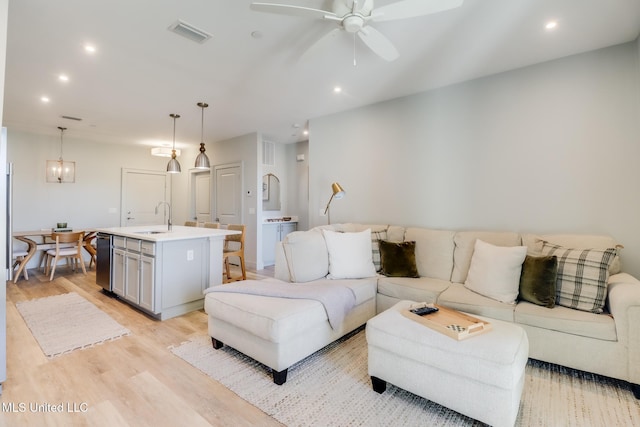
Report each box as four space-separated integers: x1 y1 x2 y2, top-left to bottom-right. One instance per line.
281 230 329 282
451 231 522 283
522 233 622 274
404 227 455 281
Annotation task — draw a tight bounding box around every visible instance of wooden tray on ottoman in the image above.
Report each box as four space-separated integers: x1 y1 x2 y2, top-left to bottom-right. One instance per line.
401 304 492 340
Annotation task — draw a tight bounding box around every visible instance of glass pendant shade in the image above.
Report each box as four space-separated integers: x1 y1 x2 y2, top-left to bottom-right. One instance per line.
195 102 211 169
167 113 181 174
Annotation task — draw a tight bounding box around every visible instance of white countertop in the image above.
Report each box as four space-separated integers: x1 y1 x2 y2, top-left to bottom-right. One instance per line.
96 225 240 242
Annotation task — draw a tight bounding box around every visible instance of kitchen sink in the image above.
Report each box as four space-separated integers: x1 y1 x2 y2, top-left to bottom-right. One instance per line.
136 230 169 235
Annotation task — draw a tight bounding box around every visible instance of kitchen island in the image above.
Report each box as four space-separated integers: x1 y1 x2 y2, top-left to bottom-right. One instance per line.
96 225 240 320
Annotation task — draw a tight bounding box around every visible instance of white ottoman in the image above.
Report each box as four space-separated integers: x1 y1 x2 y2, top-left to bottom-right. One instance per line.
366 301 529 427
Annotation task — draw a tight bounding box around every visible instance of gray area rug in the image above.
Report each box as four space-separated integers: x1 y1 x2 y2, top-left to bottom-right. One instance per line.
171 330 639 426
16 292 130 358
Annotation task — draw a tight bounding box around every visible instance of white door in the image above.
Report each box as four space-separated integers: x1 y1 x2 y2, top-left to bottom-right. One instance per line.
215 164 242 225
189 170 211 223
121 169 168 226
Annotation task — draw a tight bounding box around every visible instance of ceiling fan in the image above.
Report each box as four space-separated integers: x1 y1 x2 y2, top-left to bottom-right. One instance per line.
250 0 464 62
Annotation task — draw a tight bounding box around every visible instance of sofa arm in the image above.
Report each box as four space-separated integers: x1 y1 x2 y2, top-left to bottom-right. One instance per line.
274 241 291 282
607 273 640 385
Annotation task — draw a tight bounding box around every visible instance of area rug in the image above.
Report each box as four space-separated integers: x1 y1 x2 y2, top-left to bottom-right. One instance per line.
16 292 131 358
170 330 639 426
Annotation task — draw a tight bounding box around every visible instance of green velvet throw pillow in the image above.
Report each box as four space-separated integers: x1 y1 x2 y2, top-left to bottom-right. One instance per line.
519 255 558 308
379 240 419 278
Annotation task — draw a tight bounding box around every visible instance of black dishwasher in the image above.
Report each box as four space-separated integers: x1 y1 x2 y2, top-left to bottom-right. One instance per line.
96 233 112 293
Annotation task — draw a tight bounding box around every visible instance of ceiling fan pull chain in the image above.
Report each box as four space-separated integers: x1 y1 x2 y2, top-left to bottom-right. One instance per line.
353 33 357 66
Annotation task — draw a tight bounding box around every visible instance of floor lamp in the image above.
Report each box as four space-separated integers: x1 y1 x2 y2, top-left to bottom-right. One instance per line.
323 182 345 224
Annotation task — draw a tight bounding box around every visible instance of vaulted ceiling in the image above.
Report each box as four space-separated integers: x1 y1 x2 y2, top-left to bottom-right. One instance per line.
3 0 639 150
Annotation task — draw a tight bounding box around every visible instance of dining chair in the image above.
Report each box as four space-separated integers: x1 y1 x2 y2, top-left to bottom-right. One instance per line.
45 231 86 281
12 248 30 281
223 224 246 283
184 221 198 227
83 232 97 269
203 222 220 229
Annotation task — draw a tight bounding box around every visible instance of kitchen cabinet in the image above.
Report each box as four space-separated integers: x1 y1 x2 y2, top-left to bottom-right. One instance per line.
100 225 238 320
263 222 297 266
112 237 159 314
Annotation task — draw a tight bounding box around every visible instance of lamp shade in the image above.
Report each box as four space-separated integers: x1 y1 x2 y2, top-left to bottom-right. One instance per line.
166 152 181 173
194 143 210 169
331 182 345 199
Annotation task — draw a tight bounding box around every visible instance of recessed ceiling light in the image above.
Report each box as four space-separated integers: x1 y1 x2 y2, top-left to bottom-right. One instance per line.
40 96 50 103
333 86 342 93
58 74 69 82
251 30 263 39
84 44 96 54
303 130 309 136
545 21 558 30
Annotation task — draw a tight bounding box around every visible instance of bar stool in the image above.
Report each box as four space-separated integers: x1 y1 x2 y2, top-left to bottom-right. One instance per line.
223 224 246 283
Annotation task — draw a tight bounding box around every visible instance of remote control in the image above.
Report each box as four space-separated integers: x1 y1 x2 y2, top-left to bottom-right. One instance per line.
410 306 439 316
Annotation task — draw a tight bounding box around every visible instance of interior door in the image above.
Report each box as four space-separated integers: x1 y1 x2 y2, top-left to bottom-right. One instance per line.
190 170 211 223
215 164 242 225
121 169 168 226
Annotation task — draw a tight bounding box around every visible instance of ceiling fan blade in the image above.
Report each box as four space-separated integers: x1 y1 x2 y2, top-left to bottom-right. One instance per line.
300 27 342 61
250 2 337 20
357 26 399 61
372 0 464 22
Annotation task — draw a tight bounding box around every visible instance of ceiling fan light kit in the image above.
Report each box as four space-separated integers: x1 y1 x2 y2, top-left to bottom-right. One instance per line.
250 0 464 62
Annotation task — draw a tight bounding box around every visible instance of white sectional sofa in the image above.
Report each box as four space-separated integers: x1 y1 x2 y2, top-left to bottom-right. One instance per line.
272 223 640 397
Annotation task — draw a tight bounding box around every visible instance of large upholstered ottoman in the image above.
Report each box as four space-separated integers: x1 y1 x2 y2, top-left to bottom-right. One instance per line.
366 301 529 427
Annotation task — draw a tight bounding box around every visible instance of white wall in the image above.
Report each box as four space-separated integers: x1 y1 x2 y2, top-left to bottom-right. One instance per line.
309 41 640 277
209 132 259 268
7 129 198 262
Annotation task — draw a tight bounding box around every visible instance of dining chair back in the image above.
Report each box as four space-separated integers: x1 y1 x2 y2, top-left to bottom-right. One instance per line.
184 221 198 227
223 224 246 283
45 231 86 281
203 222 220 229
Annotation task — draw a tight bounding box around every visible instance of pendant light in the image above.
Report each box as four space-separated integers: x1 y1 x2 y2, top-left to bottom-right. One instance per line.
167 113 181 173
195 102 211 169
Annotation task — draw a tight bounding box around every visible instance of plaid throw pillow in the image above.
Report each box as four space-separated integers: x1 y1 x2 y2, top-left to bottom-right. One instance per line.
541 242 618 313
371 230 388 272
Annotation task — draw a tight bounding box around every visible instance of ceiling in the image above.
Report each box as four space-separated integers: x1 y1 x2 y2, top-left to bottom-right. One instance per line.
3 0 640 149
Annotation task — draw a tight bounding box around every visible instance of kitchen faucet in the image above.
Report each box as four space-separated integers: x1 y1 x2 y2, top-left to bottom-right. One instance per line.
155 201 172 231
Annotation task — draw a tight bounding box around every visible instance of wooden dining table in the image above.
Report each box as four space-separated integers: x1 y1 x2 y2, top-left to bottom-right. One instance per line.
12 229 97 283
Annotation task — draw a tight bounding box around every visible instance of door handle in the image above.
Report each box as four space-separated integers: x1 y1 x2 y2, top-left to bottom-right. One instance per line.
127 217 135 220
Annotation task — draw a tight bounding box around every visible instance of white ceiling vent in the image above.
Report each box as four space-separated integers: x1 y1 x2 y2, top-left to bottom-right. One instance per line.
263 140 275 166
168 20 212 44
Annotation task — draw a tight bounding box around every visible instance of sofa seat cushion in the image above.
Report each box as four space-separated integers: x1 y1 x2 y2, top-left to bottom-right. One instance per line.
205 292 327 343
514 301 617 341
377 276 451 304
308 277 378 306
437 283 516 322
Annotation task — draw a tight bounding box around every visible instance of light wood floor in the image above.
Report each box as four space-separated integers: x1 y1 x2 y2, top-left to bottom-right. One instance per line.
1 264 283 427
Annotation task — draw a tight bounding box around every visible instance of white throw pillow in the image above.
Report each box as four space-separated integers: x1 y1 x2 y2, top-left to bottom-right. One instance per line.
322 229 377 279
464 239 527 304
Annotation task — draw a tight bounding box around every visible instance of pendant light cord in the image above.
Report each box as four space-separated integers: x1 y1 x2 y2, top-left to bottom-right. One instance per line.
57 126 67 161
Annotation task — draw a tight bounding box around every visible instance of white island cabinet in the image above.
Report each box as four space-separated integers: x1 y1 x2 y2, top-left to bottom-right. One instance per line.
98 225 239 320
